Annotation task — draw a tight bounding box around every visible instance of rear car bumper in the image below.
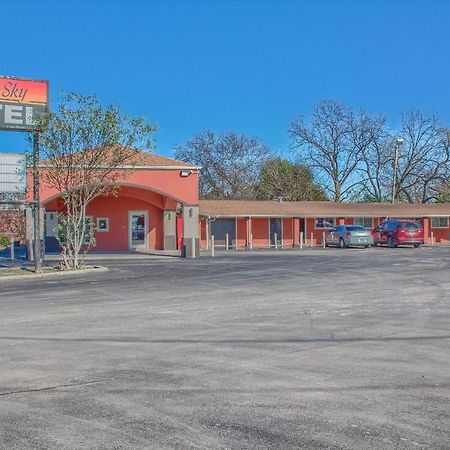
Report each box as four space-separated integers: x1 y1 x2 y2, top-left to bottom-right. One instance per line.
348 237 374 246
396 239 424 245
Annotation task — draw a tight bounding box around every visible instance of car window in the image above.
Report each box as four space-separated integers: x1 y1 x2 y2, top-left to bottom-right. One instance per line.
386 221 396 231
398 221 421 229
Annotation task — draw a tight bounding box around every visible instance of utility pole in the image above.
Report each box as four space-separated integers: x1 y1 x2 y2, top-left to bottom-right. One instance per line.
33 132 42 272
391 138 404 204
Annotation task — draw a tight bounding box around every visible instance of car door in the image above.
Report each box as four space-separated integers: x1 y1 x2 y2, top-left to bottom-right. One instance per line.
380 221 392 244
373 223 384 244
335 226 345 245
372 225 380 244
327 227 338 245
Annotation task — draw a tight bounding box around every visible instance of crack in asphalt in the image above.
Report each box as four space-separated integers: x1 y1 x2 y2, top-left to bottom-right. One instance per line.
0 380 100 397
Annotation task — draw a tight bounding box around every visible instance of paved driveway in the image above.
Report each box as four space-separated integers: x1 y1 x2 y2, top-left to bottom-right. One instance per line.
0 247 449 449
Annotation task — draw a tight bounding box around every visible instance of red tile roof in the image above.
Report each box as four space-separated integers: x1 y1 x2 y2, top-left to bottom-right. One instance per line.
41 147 198 169
122 151 198 168
199 200 450 218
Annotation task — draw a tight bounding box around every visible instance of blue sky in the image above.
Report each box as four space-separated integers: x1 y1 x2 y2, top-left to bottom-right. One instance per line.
1 0 449 158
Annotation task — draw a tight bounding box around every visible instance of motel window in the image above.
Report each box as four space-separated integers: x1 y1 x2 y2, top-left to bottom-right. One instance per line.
431 217 449 228
97 217 109 232
315 218 335 229
354 217 373 228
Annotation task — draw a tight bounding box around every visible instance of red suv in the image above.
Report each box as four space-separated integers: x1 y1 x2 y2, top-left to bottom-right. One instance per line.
372 220 424 248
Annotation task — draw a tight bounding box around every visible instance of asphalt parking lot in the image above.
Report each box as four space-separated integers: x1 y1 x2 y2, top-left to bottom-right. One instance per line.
0 246 449 449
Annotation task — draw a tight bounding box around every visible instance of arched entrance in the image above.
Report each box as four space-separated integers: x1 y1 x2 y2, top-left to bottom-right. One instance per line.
42 184 198 254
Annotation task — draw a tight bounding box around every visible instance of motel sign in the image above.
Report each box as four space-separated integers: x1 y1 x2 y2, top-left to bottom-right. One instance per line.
0 77 48 131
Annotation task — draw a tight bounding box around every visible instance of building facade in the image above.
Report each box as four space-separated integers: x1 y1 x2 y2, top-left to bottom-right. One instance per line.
199 200 450 249
25 151 450 255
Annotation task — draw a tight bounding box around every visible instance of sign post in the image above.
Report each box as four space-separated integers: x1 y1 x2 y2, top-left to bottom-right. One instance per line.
32 133 41 272
0 76 49 272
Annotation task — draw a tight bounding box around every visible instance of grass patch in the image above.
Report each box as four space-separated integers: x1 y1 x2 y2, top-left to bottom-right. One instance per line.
0 268 32 277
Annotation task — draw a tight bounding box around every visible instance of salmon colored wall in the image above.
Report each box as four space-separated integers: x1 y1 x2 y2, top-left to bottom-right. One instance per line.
306 218 317 245
252 218 269 247
29 168 199 205
430 228 448 243
282 218 293 246
236 218 247 248
86 195 164 251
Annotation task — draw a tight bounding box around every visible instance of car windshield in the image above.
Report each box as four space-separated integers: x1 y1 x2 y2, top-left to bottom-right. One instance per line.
346 226 366 232
398 221 421 229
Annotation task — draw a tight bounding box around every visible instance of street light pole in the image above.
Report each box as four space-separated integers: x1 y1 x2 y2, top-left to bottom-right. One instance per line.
391 138 404 204
33 132 42 273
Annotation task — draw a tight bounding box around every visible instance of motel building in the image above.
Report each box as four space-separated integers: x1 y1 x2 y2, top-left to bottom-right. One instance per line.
199 200 450 249
27 149 450 256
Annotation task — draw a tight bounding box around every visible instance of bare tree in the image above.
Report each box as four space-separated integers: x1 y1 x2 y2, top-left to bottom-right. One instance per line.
289 100 360 202
175 131 272 199
290 102 450 204
350 111 391 202
393 111 450 203
38 93 156 269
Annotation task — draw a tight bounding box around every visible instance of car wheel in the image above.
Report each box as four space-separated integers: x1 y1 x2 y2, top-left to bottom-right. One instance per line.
414 243 421 248
338 238 346 249
364 245 370 249
372 242 378 247
387 236 396 248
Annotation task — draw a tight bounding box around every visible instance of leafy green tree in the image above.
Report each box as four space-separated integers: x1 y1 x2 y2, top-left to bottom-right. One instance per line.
256 158 326 201
37 92 156 269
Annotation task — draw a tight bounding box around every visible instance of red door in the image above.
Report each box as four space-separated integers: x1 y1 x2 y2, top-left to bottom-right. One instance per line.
176 214 183 250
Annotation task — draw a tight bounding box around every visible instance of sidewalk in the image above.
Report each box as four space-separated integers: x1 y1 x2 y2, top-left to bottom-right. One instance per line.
44 250 181 261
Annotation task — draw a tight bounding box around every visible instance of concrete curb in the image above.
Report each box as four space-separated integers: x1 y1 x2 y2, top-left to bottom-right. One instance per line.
0 265 109 282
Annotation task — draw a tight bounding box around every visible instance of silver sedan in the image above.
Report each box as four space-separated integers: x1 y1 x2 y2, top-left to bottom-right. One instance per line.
325 225 374 248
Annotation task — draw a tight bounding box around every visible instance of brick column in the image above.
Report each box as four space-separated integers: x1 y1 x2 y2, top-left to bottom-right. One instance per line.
293 218 300 246
163 210 177 250
423 217 430 243
182 205 200 257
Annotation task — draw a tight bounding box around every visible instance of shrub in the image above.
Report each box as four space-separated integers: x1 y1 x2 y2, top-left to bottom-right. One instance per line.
0 235 11 248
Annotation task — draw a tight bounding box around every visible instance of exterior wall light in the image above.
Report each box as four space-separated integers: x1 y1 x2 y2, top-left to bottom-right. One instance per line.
189 208 193 218
180 170 191 177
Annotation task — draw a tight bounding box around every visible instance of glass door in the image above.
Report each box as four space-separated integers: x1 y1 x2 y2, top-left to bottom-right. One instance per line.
129 211 148 249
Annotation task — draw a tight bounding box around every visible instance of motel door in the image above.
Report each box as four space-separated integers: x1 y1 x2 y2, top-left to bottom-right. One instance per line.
211 218 236 248
270 218 282 247
129 211 148 250
44 211 60 252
